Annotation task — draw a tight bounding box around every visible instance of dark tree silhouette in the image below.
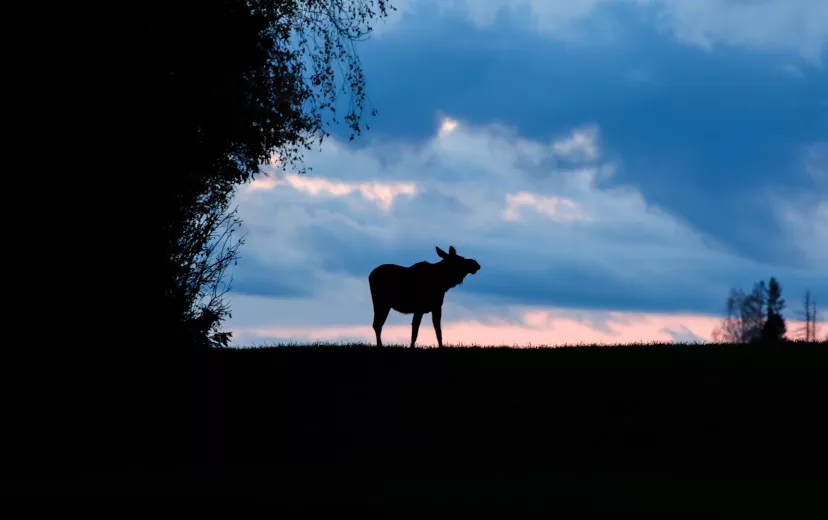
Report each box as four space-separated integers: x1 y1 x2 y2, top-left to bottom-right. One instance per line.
170 191 247 349
742 280 767 342
713 277 786 343
369 246 481 348
712 288 747 343
760 277 786 342
135 0 395 347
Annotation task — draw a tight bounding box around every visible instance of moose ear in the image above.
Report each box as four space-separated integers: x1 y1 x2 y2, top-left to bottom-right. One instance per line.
436 246 448 258
449 246 457 256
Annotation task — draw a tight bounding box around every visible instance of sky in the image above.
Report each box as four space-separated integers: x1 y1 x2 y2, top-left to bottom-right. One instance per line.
222 0 828 347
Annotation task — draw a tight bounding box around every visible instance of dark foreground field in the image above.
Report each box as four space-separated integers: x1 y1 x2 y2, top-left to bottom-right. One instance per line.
6 341 828 510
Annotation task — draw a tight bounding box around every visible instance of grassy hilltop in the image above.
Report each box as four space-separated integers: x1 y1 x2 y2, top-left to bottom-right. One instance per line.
8 340 827 510
216 340 828 470
182 340 828 507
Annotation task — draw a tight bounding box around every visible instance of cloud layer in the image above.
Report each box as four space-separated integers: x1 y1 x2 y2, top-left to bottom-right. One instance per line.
391 0 828 64
224 116 826 346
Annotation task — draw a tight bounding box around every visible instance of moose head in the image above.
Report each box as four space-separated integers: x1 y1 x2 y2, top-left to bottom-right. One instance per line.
435 245 480 288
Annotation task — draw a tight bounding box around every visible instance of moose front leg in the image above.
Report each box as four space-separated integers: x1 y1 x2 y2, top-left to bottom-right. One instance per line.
411 312 423 349
432 307 443 348
373 304 390 348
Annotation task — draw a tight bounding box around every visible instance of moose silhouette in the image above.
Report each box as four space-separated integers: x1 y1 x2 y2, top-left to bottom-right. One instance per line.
369 245 481 348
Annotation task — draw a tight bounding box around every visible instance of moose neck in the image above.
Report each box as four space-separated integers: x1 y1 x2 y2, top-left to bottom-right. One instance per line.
435 260 465 292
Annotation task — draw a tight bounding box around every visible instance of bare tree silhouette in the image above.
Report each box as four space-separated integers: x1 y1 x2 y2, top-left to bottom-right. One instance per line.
369 246 481 348
799 289 819 342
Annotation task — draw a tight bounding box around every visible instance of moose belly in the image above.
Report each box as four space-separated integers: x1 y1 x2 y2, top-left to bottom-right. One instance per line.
388 286 439 314
391 301 434 314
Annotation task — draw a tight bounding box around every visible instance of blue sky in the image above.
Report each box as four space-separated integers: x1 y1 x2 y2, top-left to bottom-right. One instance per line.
223 0 827 346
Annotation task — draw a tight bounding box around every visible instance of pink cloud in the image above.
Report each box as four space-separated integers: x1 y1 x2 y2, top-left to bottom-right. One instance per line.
503 192 590 222
246 173 416 210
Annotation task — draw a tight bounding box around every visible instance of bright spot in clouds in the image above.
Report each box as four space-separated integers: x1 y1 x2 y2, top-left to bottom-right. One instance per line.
439 117 459 136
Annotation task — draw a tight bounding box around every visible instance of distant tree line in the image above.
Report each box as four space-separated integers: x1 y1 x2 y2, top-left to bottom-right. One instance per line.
713 277 823 343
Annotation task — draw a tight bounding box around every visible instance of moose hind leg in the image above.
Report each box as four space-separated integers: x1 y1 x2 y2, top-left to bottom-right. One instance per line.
410 313 423 349
373 304 390 347
432 307 443 348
